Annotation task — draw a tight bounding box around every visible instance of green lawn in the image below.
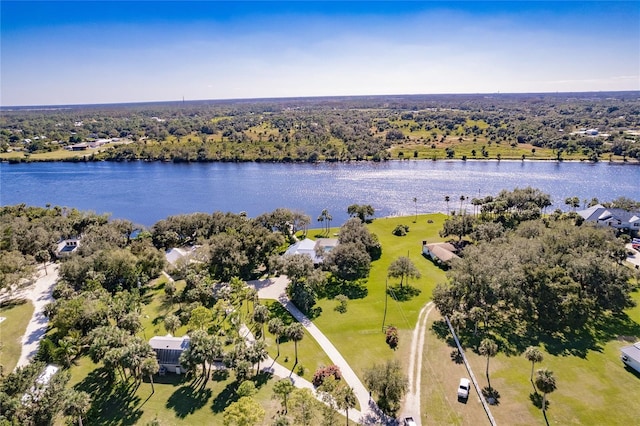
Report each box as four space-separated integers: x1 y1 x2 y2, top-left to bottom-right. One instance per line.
56 214 640 424
312 214 448 379
0 300 34 373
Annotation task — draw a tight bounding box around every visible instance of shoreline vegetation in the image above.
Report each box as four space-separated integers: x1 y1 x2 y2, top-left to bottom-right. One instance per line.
1 92 639 164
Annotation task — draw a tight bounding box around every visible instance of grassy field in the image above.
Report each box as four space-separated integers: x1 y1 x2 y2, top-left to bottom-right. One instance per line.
312 215 448 379
0 300 34 373
43 214 640 424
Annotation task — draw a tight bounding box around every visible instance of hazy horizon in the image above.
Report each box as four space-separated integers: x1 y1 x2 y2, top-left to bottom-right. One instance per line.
2 1 639 106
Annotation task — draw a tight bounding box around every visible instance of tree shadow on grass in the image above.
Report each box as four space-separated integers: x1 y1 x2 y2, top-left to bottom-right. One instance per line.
529 392 544 409
74 369 143 426
450 349 464 364
387 284 421 302
482 386 501 405
431 319 456 348
267 303 295 326
166 384 212 418
211 380 240 413
322 277 368 300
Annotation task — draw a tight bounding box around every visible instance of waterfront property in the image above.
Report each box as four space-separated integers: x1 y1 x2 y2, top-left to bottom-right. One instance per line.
149 335 190 374
621 342 640 374
578 204 640 233
284 237 338 264
422 241 459 265
55 238 80 258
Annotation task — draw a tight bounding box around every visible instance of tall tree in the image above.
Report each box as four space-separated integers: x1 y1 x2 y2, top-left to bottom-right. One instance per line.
479 338 498 388
222 396 265 426
445 195 451 215
413 197 418 222
63 390 91 426
524 346 544 383
272 378 295 414
363 359 408 415
141 357 159 394
347 204 375 222
289 388 317 425
286 323 305 365
335 385 357 425
387 256 421 288
164 314 181 335
252 304 271 340
535 368 557 414
268 318 285 357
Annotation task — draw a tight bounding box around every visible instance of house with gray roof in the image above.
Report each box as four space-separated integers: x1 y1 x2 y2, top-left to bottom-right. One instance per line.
621 342 640 374
149 335 190 374
422 241 460 265
284 237 338 264
577 204 640 234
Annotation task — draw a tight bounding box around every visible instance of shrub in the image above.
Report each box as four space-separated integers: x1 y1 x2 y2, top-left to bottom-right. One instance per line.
312 364 342 387
386 326 399 349
392 224 409 236
335 295 348 313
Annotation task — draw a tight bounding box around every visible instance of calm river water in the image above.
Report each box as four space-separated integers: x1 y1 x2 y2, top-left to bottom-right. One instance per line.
1 160 638 226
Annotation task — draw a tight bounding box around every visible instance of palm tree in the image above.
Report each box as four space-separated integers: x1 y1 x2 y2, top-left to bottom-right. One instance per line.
286 323 305 365
535 368 557 414
141 357 159 393
272 378 295 414
63 390 91 426
524 346 544 383
268 318 285 357
253 304 270 340
163 314 181 336
459 195 466 215
479 338 498 388
412 197 418 222
336 385 357 425
445 195 450 215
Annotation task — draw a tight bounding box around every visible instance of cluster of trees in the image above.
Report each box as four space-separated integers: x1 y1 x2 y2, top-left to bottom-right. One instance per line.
0 362 91 425
434 189 636 347
3 92 638 162
277 217 382 314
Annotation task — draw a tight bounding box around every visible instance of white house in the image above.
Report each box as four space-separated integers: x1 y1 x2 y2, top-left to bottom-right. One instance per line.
55 238 80 257
577 204 640 233
422 241 459 264
284 237 338 264
149 335 190 374
621 342 640 374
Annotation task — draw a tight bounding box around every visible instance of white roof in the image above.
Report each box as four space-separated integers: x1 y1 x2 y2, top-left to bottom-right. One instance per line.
149 334 190 351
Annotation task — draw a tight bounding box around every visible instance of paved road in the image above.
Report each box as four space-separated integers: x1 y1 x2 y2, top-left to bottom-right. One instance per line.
248 276 390 425
626 244 640 268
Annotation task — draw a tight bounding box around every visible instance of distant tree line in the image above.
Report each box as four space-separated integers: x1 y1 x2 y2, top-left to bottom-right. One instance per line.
2 92 638 161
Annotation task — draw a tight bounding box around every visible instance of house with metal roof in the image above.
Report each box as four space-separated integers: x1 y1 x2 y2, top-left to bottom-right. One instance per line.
422 241 460 265
149 335 190 374
621 342 640 374
284 237 338 264
577 204 640 233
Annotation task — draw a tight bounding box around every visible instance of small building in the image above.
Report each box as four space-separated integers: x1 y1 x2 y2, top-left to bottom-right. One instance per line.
284 237 338 264
165 246 199 266
55 238 80 257
149 335 190 374
422 241 459 264
621 342 640 374
21 364 59 404
67 142 88 151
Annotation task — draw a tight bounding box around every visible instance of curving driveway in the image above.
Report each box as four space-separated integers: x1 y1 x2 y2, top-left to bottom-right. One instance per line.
247 275 390 425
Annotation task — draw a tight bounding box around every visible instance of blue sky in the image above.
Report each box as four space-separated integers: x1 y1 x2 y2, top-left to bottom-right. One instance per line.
1 1 639 106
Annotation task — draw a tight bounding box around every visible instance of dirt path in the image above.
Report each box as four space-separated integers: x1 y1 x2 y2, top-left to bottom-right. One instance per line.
13 263 59 369
402 301 435 426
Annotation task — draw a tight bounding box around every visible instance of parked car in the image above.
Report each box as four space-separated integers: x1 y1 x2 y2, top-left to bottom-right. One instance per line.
457 378 471 399
403 417 417 426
